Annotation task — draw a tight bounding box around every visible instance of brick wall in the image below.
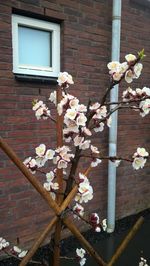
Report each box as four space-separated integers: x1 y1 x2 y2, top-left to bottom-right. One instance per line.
0 0 149 248
117 0 150 218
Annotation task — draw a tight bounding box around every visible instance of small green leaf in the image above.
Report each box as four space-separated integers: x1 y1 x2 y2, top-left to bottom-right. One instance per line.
138 49 146 60
32 99 38 106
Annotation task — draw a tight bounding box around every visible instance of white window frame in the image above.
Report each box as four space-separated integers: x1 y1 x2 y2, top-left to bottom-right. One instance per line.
12 14 60 77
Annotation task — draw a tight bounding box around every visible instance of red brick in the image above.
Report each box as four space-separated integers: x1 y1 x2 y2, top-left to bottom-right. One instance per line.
0 0 149 251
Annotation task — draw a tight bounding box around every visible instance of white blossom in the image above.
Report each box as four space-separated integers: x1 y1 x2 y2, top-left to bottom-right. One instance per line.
139 257 149 266
136 88 143 96
113 160 121 167
32 100 50 120
69 98 79 109
125 69 134 83
57 159 68 169
77 104 87 113
74 135 84 147
57 72 74 87
57 103 63 116
57 94 72 115
43 182 51 191
18 250 28 258
132 157 147 170
95 226 101 232
35 144 46 157
122 87 136 100
80 258 86 266
45 149 55 160
76 248 86 259
79 140 91 150
132 147 148 170
35 157 47 168
65 108 77 120
73 203 84 218
95 106 107 119
89 212 101 232
76 183 93 204
13 246 28 258
137 147 149 157
64 116 77 128
50 192 56 200
142 86 150 96
125 54 136 62
23 157 37 174
81 127 92 136
90 102 100 110
134 63 143 78
112 72 123 81
107 61 128 81
102 219 107 231
91 145 99 154
46 171 55 182
91 158 102 167
78 173 89 184
49 91 57 105
107 61 120 72
32 100 43 111
107 116 112 127
125 63 143 83
139 99 150 117
76 248 86 266
76 113 87 127
51 182 59 190
13 246 22 253
94 122 104 132
0 238 9 250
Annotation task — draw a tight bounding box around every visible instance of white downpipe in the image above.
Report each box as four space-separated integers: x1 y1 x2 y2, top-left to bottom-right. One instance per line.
107 0 122 233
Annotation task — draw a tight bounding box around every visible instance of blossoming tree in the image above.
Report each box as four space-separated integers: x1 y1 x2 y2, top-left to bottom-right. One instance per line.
0 50 149 266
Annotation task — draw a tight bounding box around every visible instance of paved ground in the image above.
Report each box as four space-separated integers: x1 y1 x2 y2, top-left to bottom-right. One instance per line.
61 216 150 266
1 209 150 265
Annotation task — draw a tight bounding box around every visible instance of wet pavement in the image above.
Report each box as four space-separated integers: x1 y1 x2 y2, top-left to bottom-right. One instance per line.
61 216 150 266
1 210 150 266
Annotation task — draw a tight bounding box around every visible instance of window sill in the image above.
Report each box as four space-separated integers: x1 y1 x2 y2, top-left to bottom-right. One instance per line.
15 74 58 84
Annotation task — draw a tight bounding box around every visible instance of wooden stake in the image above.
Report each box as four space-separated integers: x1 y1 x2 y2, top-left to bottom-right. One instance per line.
19 185 79 266
63 217 106 266
108 216 144 266
0 137 60 214
53 87 64 266
0 137 107 265
20 217 58 266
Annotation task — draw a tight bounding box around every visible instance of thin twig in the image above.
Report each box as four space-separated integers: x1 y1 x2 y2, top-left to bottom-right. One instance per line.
3 250 42 265
69 207 91 226
60 255 75 260
79 154 133 163
105 95 150 106
50 116 57 123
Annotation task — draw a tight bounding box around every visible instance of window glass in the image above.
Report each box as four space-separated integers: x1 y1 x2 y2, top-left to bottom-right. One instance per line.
18 26 52 68
12 14 60 77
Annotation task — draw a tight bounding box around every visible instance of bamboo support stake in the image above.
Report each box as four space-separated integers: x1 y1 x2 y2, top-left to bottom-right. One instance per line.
20 216 58 266
0 136 79 216
0 138 107 265
19 185 79 266
0 137 60 214
63 217 106 266
53 87 64 266
56 87 64 205
108 216 144 266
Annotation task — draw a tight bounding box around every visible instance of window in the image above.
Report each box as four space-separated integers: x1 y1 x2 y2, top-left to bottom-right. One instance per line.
12 14 60 78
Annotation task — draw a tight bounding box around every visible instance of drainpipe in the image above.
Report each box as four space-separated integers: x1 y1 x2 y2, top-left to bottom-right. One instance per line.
107 0 122 233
